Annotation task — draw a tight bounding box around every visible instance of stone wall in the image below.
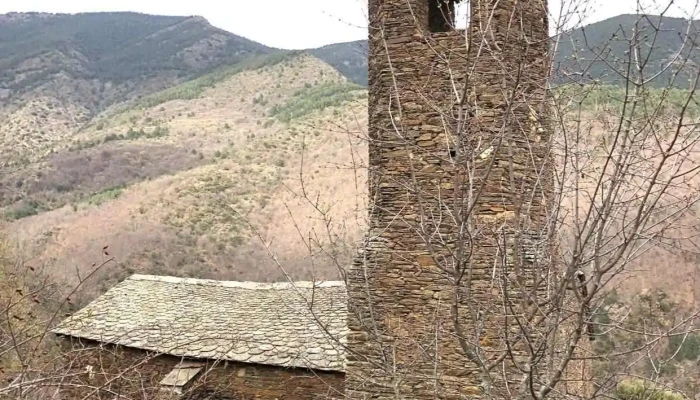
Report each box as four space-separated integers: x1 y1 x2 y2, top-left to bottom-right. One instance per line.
56 337 344 400
346 0 587 398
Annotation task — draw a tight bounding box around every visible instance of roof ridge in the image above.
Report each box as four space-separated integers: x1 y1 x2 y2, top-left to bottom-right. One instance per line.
128 274 346 289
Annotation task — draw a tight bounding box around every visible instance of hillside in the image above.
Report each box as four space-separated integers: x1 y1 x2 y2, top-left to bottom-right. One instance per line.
2 10 700 310
309 40 368 86
313 14 700 89
0 12 275 167
3 51 368 304
554 14 700 87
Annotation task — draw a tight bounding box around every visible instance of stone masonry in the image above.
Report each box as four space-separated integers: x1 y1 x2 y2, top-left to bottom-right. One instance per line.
56 338 344 400
345 0 587 399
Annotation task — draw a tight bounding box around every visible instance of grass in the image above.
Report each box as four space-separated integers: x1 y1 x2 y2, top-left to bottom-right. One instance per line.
269 82 367 123
135 51 303 109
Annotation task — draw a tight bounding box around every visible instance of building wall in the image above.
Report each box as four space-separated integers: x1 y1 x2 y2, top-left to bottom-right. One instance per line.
57 338 344 400
345 0 583 398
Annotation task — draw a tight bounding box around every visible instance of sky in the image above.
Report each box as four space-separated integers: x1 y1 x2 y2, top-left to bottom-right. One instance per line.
1 0 699 49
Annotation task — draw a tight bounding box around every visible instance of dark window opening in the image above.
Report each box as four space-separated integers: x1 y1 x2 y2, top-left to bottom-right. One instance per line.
428 0 457 32
449 149 457 158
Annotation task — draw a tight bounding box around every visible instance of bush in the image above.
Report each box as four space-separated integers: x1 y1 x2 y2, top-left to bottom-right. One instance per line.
667 333 700 362
617 379 684 400
83 186 125 207
269 82 366 123
3 200 41 221
252 93 267 106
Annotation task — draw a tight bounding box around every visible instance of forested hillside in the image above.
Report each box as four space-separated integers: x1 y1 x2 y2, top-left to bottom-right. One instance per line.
309 40 368 85
0 12 272 87
554 14 700 87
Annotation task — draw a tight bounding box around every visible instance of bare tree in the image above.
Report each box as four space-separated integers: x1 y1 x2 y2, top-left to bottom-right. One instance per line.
250 1 700 400
5 1 700 399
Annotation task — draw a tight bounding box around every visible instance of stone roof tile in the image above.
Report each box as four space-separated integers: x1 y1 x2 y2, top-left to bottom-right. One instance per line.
51 274 347 372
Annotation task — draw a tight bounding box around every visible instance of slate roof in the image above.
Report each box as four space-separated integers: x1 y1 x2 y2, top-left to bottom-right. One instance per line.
52 274 347 372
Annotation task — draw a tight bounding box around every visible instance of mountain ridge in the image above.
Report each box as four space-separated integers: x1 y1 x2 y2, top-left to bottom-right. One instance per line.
2 10 698 306
0 11 280 167
309 13 700 89
553 13 700 87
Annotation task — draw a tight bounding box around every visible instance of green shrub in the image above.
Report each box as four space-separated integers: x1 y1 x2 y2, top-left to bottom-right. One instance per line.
84 186 125 207
667 333 700 362
70 125 169 151
3 200 41 221
617 379 684 400
269 82 366 123
604 289 619 306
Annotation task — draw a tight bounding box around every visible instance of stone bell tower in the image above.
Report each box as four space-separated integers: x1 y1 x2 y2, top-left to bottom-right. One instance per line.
344 0 587 399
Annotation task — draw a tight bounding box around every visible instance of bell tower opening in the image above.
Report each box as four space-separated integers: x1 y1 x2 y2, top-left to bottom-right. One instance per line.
428 0 469 32
428 0 456 32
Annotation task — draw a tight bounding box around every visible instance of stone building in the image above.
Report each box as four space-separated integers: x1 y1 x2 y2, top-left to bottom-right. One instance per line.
52 275 346 399
51 0 590 398
345 0 588 399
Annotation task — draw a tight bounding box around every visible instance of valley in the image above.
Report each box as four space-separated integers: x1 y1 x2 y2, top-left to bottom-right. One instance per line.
3 52 368 304
2 11 700 310
2 9 700 398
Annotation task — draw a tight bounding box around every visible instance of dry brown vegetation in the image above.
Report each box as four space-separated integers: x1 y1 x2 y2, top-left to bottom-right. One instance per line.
2 9 700 400
2 54 368 304
3 51 700 314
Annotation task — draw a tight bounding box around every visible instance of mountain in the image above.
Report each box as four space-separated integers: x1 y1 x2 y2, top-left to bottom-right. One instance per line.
553 14 700 87
0 12 272 85
1 46 367 304
1 11 699 310
308 14 700 89
309 40 368 86
0 12 275 167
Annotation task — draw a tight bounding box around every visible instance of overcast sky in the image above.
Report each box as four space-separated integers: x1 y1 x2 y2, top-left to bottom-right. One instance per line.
1 0 699 49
